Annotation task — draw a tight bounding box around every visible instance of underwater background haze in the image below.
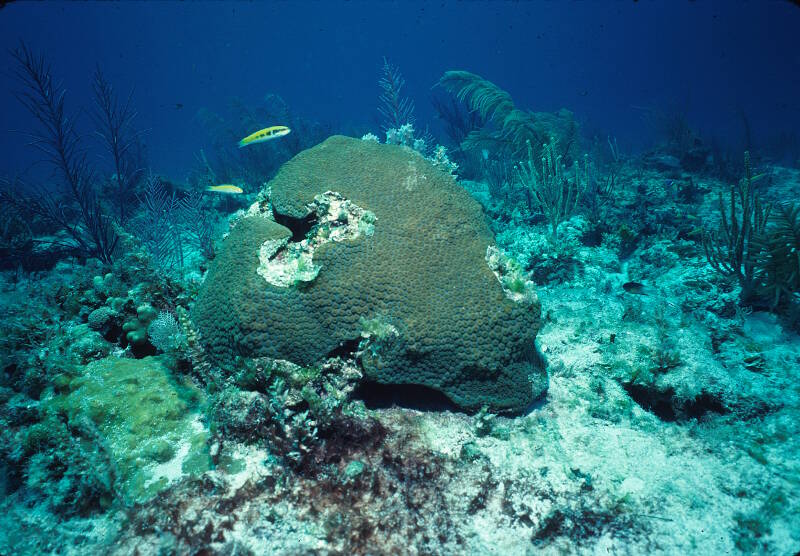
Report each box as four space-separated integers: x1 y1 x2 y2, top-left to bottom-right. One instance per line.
1 2 800 555
1 2 799 178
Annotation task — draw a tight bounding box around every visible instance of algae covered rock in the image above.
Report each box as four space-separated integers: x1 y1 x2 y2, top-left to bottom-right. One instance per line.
193 136 545 412
47 355 210 502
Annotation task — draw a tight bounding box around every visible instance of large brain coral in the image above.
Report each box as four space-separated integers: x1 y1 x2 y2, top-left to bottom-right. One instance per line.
193 135 546 412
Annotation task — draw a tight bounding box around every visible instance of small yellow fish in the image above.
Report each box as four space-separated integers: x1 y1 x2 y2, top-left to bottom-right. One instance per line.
238 125 291 148
207 184 243 194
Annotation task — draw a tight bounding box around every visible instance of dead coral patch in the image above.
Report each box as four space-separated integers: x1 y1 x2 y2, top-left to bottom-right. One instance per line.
256 191 376 288
486 245 538 305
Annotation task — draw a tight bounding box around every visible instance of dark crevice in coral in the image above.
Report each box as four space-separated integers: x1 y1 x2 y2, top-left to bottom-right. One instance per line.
355 380 461 412
623 382 729 422
129 341 157 359
683 392 729 419
521 395 548 416
326 337 362 360
100 324 122 343
623 383 678 421
272 209 317 243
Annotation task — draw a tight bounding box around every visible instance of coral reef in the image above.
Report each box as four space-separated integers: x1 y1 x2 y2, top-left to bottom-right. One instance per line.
1 37 799 554
194 136 545 412
43 355 209 503
2 139 800 555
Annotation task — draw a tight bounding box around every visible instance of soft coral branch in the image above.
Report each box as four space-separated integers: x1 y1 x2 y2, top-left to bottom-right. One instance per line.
378 57 414 131
92 65 144 222
9 41 118 263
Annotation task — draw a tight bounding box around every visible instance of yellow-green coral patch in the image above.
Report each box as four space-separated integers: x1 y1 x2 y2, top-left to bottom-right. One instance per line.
46 355 210 502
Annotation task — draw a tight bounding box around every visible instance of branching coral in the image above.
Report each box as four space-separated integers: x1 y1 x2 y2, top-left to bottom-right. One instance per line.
378 57 415 130
754 201 800 309
128 176 183 272
92 66 144 222
703 151 771 302
7 43 118 263
515 139 588 242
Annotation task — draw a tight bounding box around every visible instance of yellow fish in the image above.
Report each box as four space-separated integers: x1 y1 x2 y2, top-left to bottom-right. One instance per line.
238 125 291 148
207 184 243 194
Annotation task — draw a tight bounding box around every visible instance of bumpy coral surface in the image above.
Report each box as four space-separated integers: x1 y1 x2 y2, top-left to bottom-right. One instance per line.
194 136 545 412
47 355 210 502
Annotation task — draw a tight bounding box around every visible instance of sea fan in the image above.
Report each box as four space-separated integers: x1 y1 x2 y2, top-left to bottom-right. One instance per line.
148 311 185 352
178 189 215 260
128 176 183 272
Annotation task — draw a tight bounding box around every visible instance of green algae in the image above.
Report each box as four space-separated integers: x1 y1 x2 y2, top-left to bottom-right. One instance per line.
44 355 210 503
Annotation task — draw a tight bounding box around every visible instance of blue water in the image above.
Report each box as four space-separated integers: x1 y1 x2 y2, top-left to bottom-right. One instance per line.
1 2 798 178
